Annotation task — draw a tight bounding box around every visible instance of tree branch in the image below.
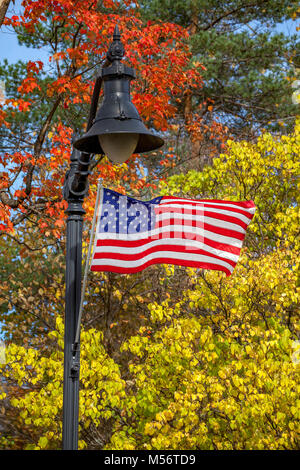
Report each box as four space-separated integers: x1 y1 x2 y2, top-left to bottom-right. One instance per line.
202 0 269 31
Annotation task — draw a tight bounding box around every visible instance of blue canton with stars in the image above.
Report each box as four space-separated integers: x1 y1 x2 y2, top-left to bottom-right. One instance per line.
98 188 163 235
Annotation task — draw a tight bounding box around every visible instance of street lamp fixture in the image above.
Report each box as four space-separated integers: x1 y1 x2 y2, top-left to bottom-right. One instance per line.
62 25 164 450
73 24 164 161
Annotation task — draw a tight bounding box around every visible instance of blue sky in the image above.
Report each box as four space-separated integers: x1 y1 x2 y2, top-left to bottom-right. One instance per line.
0 26 50 64
0 0 49 65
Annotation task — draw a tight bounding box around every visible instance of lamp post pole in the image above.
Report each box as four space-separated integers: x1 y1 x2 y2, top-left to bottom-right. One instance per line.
62 148 88 450
61 25 164 451
62 49 103 453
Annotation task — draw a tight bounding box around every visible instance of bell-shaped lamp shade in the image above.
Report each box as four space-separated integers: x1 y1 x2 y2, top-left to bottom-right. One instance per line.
73 27 165 157
98 133 139 164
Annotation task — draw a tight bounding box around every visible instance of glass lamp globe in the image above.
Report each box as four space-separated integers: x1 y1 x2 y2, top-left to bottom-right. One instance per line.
98 133 139 164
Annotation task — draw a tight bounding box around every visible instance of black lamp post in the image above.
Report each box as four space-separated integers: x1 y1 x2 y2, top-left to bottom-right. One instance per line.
62 25 164 450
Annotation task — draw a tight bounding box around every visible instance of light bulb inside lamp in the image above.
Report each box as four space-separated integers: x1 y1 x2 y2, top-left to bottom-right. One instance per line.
98 133 139 164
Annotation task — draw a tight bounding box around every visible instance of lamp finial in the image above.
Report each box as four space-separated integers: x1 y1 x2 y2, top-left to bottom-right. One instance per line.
107 24 124 62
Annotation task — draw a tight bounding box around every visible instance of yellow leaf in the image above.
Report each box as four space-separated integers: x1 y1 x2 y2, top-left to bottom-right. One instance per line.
39 437 48 449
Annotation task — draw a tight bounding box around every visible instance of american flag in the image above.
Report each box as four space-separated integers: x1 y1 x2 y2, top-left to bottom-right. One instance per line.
91 188 256 276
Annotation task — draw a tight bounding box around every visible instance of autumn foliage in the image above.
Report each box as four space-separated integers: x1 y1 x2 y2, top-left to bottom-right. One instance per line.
0 0 299 451
0 0 209 236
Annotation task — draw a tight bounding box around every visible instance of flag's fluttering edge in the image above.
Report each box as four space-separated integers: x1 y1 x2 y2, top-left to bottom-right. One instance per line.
91 188 256 276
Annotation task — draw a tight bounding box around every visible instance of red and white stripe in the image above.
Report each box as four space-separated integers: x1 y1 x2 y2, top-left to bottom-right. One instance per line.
91 195 256 276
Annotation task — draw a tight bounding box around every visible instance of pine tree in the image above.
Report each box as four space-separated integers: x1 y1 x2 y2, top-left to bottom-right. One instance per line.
139 0 300 138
